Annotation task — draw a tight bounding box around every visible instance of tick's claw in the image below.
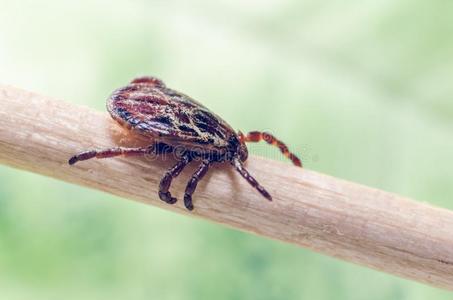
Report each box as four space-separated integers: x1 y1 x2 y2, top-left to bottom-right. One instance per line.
68 156 78 165
262 190 273 201
168 197 177 204
159 192 177 204
184 194 194 211
68 150 96 165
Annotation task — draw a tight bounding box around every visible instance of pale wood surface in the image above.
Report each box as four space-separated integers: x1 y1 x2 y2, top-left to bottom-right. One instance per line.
0 85 453 290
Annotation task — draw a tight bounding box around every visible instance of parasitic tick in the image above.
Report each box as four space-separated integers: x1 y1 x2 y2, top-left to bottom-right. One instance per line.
69 76 302 211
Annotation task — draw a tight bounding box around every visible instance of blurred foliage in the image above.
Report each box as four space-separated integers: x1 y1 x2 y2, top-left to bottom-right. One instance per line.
1 0 453 299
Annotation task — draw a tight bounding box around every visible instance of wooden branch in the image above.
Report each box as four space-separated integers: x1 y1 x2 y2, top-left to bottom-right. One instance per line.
1 85 453 290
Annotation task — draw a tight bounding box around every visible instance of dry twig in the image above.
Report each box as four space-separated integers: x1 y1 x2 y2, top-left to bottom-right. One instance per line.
0 85 452 290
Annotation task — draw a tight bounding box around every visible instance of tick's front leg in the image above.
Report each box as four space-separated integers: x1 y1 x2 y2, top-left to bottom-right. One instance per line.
242 131 302 167
232 158 272 201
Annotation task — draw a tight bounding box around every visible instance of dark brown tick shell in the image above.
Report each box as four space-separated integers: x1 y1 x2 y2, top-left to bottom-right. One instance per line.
107 78 236 157
70 76 302 211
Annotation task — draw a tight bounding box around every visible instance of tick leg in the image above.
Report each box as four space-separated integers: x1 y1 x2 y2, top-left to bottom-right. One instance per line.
243 131 302 167
68 146 155 165
183 159 211 211
159 155 192 205
232 158 272 201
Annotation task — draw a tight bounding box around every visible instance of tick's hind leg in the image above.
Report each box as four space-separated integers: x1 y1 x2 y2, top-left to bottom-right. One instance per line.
68 146 155 165
183 159 211 211
159 155 192 205
242 131 302 167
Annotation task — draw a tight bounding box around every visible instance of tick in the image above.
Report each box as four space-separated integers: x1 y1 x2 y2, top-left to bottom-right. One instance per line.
69 76 302 211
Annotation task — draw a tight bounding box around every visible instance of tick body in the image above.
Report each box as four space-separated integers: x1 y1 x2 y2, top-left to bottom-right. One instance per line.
69 77 302 210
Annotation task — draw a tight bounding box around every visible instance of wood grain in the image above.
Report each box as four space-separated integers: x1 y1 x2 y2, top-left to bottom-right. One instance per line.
0 85 452 290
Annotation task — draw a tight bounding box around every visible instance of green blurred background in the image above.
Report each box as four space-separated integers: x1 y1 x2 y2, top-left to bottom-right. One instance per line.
1 0 453 299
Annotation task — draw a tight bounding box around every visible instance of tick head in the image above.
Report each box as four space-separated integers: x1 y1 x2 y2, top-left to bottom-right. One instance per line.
226 133 248 162
236 131 249 162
